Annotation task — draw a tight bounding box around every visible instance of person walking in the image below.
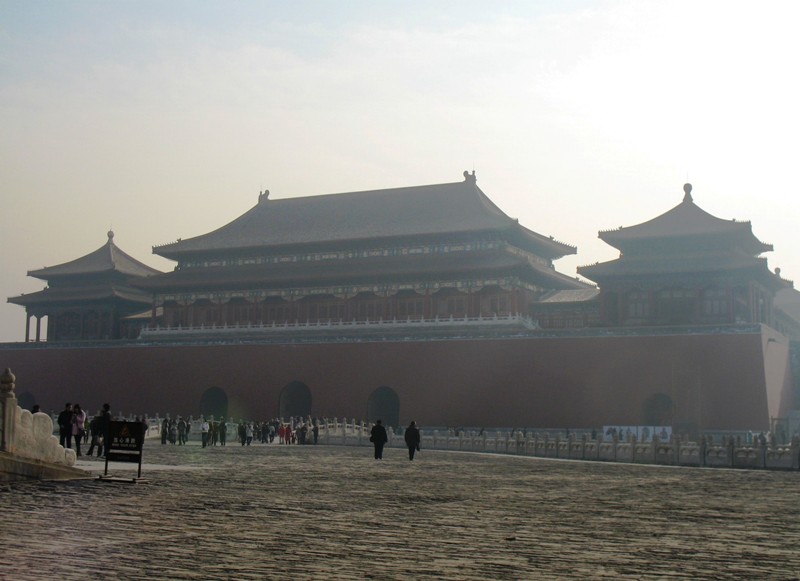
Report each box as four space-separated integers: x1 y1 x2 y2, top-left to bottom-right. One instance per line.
99 403 111 458
200 417 210 448
177 416 187 445
71 404 87 457
87 411 102 457
219 419 227 446
57 402 73 449
370 419 388 460
404 420 421 461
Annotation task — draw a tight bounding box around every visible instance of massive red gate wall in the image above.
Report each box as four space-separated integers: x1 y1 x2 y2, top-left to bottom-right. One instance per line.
1 330 789 431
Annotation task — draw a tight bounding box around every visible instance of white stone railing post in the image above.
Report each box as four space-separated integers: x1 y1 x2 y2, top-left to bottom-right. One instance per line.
1 368 18 452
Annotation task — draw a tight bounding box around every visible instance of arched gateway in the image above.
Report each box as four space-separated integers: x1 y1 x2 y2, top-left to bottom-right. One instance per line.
200 386 228 420
279 381 312 418
367 386 400 429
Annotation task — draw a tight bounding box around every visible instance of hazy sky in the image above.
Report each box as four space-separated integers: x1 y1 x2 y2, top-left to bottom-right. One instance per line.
2 1 799 342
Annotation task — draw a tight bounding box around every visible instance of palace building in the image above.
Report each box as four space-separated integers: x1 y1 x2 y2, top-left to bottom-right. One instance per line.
578 183 787 328
3 173 798 434
7 231 161 342
138 170 589 333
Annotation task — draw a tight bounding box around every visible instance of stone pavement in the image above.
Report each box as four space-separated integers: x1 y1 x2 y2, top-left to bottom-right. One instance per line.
2 439 800 580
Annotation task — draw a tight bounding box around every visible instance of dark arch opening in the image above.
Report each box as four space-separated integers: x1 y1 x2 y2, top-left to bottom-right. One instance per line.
279 381 312 419
200 386 228 420
642 393 673 426
367 386 400 429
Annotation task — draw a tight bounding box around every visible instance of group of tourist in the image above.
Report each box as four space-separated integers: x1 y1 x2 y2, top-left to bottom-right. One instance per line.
156 415 322 448
52 409 422 461
159 416 191 445
370 420 421 461
54 401 112 457
277 418 320 445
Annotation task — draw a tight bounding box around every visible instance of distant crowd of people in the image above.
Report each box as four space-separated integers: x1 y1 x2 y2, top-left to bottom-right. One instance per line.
157 415 322 448
53 402 113 458
43 405 425 462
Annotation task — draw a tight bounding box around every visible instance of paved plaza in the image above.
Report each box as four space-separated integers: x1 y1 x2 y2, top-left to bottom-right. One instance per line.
2 439 800 580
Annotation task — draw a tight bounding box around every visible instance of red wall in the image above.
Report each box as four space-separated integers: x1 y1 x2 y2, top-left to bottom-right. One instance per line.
0 330 783 431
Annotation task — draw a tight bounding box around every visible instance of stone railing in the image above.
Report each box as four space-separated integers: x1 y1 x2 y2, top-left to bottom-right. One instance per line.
1 368 77 467
318 424 800 471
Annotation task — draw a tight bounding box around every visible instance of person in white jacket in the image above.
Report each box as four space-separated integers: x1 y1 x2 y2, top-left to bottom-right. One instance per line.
71 403 87 457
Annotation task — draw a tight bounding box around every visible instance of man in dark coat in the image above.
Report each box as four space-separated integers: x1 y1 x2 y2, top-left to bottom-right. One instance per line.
404 421 421 461
57 402 73 449
370 419 388 459
99 403 111 457
87 412 102 456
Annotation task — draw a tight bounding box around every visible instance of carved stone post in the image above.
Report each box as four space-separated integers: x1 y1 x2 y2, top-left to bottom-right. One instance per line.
1 368 18 452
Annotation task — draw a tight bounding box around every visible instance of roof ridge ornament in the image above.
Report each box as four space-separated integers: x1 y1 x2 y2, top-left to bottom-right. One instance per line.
683 183 693 203
463 170 477 184
259 189 270 204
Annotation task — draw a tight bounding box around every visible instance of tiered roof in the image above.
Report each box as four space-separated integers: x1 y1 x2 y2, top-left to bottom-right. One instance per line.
599 185 772 254
578 184 787 288
136 249 585 293
28 231 162 280
8 232 161 308
153 172 576 262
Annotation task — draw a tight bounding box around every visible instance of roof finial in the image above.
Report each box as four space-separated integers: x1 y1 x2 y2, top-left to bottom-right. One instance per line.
107 229 115 240
259 189 270 203
683 183 693 203
463 170 476 184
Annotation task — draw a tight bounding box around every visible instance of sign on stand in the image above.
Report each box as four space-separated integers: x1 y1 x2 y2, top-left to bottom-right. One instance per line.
100 421 146 482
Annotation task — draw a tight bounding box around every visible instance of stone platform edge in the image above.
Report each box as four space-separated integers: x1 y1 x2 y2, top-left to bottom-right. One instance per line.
0 452 93 483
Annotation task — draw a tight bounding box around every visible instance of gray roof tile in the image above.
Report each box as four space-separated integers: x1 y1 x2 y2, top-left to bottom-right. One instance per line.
153 175 574 260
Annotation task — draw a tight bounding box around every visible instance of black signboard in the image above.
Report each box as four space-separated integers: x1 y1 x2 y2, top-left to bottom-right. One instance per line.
103 421 145 479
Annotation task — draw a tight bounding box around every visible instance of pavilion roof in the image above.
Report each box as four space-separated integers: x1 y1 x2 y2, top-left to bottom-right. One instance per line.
578 253 789 290
7 282 153 308
597 184 773 255
152 172 576 261
27 232 162 281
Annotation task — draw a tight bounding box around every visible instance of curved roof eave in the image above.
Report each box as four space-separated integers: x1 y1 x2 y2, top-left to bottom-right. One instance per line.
597 187 771 254
153 175 573 260
29 234 162 280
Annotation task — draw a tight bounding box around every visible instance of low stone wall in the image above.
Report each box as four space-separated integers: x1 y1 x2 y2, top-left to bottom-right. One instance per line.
319 422 800 471
1 369 78 475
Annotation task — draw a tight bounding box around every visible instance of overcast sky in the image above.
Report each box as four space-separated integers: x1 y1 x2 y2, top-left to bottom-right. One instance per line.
2 0 799 342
